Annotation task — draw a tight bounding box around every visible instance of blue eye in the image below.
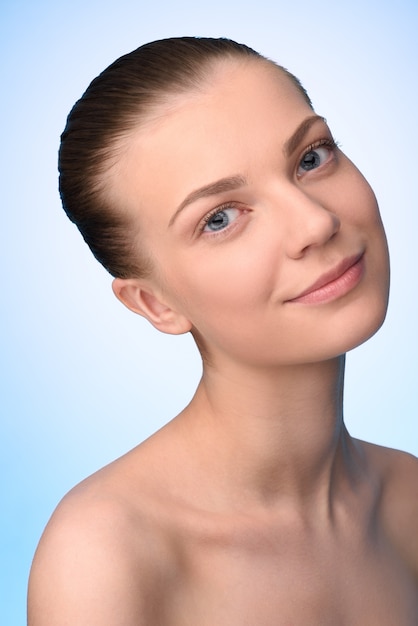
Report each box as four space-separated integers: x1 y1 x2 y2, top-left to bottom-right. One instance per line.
203 207 239 232
299 146 329 171
298 142 336 175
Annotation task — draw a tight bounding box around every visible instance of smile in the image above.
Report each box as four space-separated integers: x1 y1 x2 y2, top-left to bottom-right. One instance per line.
287 253 365 305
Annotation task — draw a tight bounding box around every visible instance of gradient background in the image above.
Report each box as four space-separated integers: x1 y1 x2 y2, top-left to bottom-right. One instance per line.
2 1 417 623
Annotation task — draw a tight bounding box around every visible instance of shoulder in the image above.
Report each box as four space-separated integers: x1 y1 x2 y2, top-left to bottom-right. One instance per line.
362 441 418 509
360 441 418 575
28 461 174 625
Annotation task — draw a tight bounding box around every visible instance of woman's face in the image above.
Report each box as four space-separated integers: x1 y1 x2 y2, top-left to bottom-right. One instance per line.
113 60 390 367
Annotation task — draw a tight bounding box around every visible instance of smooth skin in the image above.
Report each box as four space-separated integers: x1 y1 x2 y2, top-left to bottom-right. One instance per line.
28 60 418 625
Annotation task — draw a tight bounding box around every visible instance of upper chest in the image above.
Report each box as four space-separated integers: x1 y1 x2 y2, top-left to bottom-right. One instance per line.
163 517 418 626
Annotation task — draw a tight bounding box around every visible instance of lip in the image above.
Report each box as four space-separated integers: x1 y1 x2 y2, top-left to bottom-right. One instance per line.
287 253 365 305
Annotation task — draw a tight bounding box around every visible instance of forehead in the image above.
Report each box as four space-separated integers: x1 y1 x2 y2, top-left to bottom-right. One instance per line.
113 61 313 219
137 60 311 148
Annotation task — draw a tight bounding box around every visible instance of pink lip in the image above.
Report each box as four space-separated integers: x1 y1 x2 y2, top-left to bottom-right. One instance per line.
287 253 365 304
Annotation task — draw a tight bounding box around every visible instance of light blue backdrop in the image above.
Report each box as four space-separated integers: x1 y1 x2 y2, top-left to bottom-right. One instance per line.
2 1 417 623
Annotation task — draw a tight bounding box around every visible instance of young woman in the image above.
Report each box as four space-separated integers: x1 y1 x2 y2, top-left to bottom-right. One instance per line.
28 37 418 624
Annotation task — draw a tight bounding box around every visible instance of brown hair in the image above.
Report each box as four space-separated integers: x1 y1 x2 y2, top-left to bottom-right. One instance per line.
58 37 312 278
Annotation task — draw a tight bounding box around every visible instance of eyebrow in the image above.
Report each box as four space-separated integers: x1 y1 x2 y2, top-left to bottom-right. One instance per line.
169 174 247 227
283 115 327 157
169 114 327 227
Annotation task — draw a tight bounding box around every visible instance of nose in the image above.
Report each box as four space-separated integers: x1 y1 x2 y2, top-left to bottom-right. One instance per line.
282 187 340 259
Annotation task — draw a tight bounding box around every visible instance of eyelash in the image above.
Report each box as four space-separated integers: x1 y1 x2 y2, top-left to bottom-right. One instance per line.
298 137 340 171
305 137 340 152
197 202 243 237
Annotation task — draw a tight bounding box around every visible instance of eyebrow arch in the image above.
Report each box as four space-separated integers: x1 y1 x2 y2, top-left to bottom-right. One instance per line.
283 115 327 157
169 174 247 227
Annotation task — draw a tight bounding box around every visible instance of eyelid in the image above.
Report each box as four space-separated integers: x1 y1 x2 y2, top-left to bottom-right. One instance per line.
296 137 340 176
196 201 246 238
303 137 339 159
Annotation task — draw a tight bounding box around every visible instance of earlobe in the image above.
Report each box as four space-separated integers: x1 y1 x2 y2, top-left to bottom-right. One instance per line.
112 278 192 335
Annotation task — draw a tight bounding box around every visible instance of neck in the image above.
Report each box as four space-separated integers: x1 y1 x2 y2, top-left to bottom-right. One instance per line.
177 354 360 511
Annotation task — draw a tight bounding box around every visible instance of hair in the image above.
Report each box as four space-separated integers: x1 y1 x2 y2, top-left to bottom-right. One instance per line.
59 37 312 279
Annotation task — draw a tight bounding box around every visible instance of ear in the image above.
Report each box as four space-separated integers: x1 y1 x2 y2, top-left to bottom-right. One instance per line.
112 277 192 335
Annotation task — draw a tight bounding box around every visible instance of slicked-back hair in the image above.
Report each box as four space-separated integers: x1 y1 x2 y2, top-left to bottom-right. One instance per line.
59 37 312 278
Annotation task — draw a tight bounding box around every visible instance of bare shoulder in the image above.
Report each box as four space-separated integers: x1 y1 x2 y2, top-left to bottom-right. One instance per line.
28 449 176 625
361 440 418 508
359 440 418 576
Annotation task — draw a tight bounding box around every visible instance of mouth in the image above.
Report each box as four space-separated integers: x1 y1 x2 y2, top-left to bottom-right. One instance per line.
286 252 365 305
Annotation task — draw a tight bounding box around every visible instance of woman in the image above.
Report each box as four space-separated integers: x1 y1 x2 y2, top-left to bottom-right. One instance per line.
28 37 418 624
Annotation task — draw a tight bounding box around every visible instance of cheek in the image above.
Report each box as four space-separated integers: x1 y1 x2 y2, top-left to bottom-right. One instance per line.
336 159 382 225
349 171 389 265
337 165 390 282
159 241 280 332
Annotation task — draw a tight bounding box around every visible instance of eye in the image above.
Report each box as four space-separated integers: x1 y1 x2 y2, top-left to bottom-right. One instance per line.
202 206 240 233
297 140 337 176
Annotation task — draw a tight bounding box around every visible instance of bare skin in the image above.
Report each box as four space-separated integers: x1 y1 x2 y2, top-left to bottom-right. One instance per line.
28 368 418 625
28 60 418 624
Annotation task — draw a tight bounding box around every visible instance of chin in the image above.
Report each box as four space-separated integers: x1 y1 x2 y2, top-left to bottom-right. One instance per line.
331 296 389 359
296 288 390 365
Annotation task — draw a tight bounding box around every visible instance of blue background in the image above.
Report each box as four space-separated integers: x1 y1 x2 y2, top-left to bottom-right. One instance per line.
2 1 417 623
